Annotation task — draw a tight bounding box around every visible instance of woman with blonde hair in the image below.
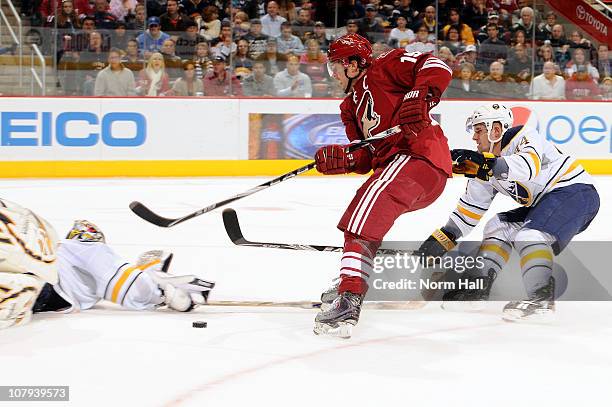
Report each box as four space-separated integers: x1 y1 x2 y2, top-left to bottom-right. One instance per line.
299 38 327 81
137 52 171 96
172 60 205 96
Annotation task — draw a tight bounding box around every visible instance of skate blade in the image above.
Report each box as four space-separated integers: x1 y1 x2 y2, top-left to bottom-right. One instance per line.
502 309 556 323
313 322 353 339
441 301 486 312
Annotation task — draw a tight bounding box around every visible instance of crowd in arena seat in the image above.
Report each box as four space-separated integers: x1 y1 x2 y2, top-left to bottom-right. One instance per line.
14 0 610 99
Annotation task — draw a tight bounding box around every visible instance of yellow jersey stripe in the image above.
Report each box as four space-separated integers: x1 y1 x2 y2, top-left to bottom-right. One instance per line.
480 243 510 263
110 259 161 303
526 151 541 176
520 249 553 268
457 205 483 221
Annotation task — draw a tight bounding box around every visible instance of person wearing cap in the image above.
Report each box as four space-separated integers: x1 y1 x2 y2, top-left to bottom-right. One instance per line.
530 61 565 100
600 76 612 100
291 8 314 42
346 19 360 35
311 21 329 52
273 54 312 97
277 21 304 55
261 1 287 38
160 0 193 33
242 19 269 60
359 3 384 43
137 17 171 57
395 0 418 28
565 65 601 100
203 55 243 96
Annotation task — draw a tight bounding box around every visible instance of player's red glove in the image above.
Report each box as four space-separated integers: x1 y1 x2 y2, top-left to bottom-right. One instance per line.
399 85 440 136
314 145 353 175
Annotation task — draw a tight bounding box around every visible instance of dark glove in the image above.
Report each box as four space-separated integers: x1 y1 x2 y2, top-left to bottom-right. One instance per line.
314 145 353 175
451 149 497 181
399 85 440 136
417 227 457 259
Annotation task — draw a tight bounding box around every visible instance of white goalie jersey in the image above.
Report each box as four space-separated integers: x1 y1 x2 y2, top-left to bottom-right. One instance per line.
450 125 594 236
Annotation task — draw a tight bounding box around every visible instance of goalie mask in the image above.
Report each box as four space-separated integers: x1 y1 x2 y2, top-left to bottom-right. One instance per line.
465 104 513 152
66 220 105 243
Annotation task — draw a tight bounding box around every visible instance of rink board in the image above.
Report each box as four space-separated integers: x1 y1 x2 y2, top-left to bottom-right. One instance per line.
0 97 609 177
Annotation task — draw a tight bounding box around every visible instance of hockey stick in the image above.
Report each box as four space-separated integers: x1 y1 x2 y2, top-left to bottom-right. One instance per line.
222 208 410 256
129 125 401 227
205 300 428 310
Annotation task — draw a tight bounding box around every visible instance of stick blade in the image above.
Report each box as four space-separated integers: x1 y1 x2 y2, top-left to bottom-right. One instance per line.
129 201 176 227
222 208 246 244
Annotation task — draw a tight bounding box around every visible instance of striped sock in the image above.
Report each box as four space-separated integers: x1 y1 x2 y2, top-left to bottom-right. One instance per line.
516 242 554 298
477 237 512 278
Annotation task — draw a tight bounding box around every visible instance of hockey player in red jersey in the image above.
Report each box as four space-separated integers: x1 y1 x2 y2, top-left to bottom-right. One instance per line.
313 33 454 337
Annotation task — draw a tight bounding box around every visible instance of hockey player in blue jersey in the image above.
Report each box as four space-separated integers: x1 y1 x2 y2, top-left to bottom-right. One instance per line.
418 103 600 321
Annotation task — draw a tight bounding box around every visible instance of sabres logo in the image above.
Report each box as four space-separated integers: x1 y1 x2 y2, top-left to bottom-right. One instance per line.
506 181 532 206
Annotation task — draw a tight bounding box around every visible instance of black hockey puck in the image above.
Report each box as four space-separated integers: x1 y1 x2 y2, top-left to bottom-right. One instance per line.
192 321 207 328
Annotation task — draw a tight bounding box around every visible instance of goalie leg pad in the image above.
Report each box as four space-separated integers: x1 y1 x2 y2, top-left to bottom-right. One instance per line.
0 272 44 329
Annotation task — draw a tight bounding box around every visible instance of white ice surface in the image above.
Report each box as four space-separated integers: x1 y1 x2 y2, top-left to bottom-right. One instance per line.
0 176 611 407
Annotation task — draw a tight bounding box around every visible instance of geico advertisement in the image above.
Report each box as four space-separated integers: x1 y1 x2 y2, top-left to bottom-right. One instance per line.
0 98 240 160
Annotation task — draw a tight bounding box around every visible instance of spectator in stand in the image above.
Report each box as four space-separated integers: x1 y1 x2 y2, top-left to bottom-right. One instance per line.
181 0 207 19
276 0 297 23
233 38 254 80
233 0 259 20
204 55 243 96
211 23 236 58
38 0 92 23
70 16 96 52
444 62 478 98
567 30 593 51
172 60 205 96
277 22 304 55
129 4 146 31
477 11 506 44
388 15 415 48
256 37 287 76
146 0 166 20
233 11 251 38
530 61 565 100
193 41 213 78
549 24 568 49
596 44 611 79
199 6 221 42
160 38 183 79
360 4 384 43
462 0 487 32
274 54 312 97
534 43 559 76
92 0 117 30
405 24 435 53
600 77 612 100
440 25 464 55
565 65 601 100
137 17 171 58
311 22 329 52
565 48 599 80
300 38 327 83
513 7 534 36
537 11 556 42
176 20 206 59
477 22 508 71
160 0 193 34
121 38 144 72
262 1 287 38
292 8 315 43
137 52 171 96
243 60 276 96
507 43 532 84
48 0 80 61
346 19 360 35
511 29 530 50
94 48 136 95
479 61 518 98
109 0 135 22
372 41 391 59
243 19 269 60
437 46 458 74
111 21 129 50
413 5 437 43
79 31 108 95
395 0 419 29
442 8 475 46
496 0 519 19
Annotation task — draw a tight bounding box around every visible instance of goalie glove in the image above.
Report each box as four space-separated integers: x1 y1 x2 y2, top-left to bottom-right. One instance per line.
451 149 497 181
149 272 215 312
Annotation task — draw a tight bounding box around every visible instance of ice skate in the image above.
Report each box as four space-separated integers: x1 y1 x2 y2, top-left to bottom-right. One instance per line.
314 291 364 339
503 277 555 322
441 270 496 312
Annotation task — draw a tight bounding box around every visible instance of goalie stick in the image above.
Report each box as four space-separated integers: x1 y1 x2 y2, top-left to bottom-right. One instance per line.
222 208 410 256
129 125 401 227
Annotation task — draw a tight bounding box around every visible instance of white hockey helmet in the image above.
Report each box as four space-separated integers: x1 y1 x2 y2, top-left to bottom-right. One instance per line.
465 104 514 151
66 220 105 243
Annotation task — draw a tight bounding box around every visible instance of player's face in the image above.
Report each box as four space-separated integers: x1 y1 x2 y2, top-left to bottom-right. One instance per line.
473 123 490 152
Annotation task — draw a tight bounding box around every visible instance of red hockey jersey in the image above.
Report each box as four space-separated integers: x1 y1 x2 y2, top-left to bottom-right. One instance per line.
340 48 453 176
